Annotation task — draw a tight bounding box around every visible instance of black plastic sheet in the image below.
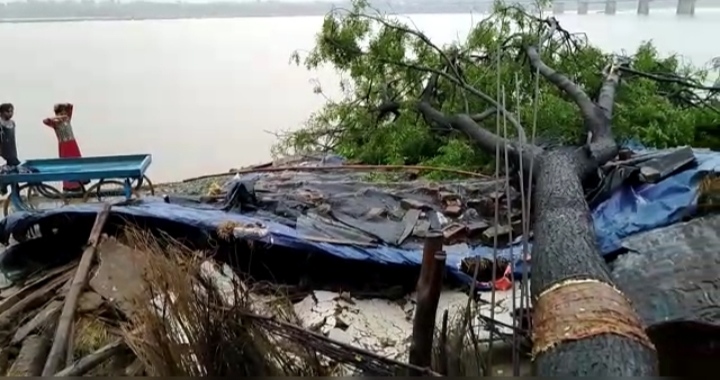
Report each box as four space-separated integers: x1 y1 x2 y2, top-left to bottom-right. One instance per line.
612 213 720 328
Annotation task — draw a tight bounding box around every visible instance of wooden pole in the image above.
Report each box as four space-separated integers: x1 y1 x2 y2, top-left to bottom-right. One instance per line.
42 203 112 376
408 230 446 375
65 323 75 367
54 339 124 377
417 230 443 293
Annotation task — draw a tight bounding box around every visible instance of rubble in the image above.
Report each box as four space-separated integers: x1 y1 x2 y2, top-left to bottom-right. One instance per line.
293 287 525 362
0 148 714 376
0 223 530 377
0 157 540 376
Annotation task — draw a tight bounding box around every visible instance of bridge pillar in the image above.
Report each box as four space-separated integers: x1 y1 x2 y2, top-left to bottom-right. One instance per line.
637 0 650 14
676 0 695 15
578 1 589 14
605 0 617 14
553 1 566 14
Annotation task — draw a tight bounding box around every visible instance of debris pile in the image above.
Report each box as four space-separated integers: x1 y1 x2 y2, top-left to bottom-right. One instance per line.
175 156 529 252
1 147 716 376
0 210 529 376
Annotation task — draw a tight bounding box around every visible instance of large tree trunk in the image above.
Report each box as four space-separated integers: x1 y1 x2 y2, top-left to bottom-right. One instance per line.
530 150 658 376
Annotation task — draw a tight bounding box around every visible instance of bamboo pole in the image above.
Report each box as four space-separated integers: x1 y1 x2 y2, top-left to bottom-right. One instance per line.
41 203 112 376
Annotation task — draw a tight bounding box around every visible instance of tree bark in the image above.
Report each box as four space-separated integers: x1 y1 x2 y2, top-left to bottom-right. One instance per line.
529 151 658 376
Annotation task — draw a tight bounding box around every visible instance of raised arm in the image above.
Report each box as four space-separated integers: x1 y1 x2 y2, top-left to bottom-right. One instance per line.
43 117 58 128
65 103 74 119
43 115 68 128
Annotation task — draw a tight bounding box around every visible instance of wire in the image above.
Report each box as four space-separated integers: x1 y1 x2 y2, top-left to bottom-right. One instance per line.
182 164 491 183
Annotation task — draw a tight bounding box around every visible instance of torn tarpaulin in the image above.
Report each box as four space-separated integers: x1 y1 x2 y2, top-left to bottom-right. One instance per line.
587 146 696 208
1 148 719 287
0 199 515 287
592 148 720 254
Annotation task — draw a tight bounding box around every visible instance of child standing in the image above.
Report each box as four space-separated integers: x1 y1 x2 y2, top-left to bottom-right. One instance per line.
43 103 87 192
0 103 20 167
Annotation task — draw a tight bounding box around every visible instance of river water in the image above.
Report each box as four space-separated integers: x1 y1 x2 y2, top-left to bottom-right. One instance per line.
0 7 718 182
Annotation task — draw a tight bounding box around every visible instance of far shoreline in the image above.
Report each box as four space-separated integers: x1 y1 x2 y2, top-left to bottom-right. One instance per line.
0 4 691 24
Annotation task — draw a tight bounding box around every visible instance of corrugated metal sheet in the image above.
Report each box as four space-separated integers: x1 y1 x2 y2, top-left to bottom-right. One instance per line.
612 214 720 328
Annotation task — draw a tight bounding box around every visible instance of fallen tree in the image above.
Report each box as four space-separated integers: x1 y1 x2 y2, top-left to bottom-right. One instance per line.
286 0 670 375
281 2 720 169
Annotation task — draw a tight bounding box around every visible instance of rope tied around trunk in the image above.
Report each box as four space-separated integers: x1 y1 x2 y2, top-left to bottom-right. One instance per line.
532 278 656 359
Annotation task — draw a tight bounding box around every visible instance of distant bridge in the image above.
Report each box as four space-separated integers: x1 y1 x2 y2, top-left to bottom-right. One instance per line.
552 0 699 15
0 0 711 23
392 0 705 15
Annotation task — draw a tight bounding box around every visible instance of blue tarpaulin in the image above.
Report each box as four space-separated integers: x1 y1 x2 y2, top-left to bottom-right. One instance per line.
592 150 720 253
1 148 719 285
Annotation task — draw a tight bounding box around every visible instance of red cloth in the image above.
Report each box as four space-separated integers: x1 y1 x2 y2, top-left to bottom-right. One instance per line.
58 139 84 191
493 265 513 291
58 139 82 159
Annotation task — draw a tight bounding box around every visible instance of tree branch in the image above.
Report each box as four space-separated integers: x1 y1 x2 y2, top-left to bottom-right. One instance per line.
526 44 596 122
598 62 622 122
525 18 621 167
377 58 527 143
414 73 541 173
330 7 528 144
470 107 497 123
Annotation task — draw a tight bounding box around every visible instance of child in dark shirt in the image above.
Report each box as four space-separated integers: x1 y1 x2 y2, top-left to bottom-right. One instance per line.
0 103 20 167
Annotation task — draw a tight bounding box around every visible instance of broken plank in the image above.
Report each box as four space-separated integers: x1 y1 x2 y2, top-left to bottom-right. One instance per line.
54 339 124 377
638 146 695 184
7 334 50 376
42 203 112 376
467 220 490 236
0 261 77 315
66 323 75 367
0 270 73 329
12 300 63 345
